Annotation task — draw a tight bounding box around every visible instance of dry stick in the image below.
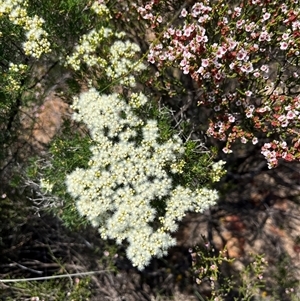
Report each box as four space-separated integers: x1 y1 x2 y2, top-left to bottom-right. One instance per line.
0 270 109 283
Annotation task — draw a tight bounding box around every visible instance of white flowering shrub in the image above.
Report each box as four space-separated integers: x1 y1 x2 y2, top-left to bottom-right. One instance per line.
0 0 50 99
0 0 223 273
65 88 219 270
0 0 51 166
0 0 50 58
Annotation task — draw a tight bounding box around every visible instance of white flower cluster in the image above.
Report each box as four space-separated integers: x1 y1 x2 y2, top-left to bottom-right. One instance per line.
211 160 227 182
23 16 50 58
4 63 28 92
66 29 145 86
65 27 113 70
65 1 145 84
0 0 51 58
106 40 147 87
91 1 111 19
66 88 218 270
8 62 27 73
40 178 54 193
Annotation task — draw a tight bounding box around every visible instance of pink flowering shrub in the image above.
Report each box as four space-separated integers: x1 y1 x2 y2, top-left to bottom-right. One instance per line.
137 0 300 168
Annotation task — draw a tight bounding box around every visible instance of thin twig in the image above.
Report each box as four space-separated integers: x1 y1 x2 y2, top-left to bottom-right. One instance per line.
0 270 109 283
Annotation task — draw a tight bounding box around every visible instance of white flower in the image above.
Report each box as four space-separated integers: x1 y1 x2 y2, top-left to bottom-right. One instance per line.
40 178 54 193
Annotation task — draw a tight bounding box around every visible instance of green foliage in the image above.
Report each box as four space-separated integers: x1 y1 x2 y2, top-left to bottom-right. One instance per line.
26 121 94 230
268 254 300 300
181 141 213 186
2 277 91 301
191 237 300 301
235 254 266 301
192 238 267 301
0 195 30 239
43 127 93 229
132 98 223 189
26 0 97 48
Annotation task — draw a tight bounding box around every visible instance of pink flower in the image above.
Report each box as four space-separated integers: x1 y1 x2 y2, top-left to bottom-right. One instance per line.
180 8 188 18
196 34 208 43
229 62 236 70
246 111 253 118
228 39 238 50
183 65 190 74
167 52 175 61
241 136 248 144
245 22 255 32
280 41 289 50
198 15 210 23
196 66 204 74
222 147 233 154
267 157 278 169
201 58 209 67
241 62 253 73
168 27 175 35
256 106 270 113
260 65 269 72
280 141 287 148
236 48 248 61
236 19 245 28
191 3 202 17
228 114 235 122
214 72 223 81
292 20 300 31
159 54 166 61
163 32 170 39
216 46 227 58
262 12 271 21
216 121 223 128
263 143 272 149
253 71 261 78
278 115 286 122
148 54 155 64
259 30 271 42
234 7 242 17
183 50 193 59
184 27 192 37
180 58 188 67
156 15 163 23
222 16 229 24
143 13 154 20
176 29 182 37
282 33 290 40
